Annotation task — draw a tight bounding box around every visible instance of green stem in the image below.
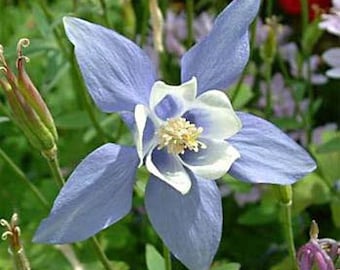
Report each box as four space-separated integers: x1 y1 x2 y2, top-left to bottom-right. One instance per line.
185 0 194 48
266 0 273 17
98 0 111 28
35 0 70 58
163 243 172 270
301 0 309 34
281 201 298 269
0 146 50 210
264 63 272 119
277 185 298 270
90 237 114 270
300 0 313 145
44 151 65 189
11 247 31 270
139 0 149 47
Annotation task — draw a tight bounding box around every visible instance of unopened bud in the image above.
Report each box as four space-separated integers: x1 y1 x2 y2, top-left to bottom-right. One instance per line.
260 16 280 64
0 39 57 155
149 0 164 53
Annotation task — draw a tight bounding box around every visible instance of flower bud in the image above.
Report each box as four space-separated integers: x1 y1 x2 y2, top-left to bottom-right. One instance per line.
0 39 57 155
260 17 279 64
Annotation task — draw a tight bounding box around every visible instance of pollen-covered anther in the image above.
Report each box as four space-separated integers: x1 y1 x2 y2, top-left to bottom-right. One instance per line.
157 117 206 155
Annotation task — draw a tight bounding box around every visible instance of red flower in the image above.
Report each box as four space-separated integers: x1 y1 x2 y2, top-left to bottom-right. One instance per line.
279 0 331 19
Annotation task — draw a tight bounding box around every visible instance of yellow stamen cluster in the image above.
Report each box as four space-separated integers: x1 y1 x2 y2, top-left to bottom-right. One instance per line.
157 117 206 155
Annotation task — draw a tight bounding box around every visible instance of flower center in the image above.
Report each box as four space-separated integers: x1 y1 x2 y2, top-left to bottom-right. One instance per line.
157 117 206 155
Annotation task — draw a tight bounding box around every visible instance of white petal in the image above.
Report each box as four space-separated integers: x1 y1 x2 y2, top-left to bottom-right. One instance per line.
322 48 340 67
149 77 197 114
145 148 192 194
326 67 340 78
184 90 242 140
180 139 240 180
134 104 150 166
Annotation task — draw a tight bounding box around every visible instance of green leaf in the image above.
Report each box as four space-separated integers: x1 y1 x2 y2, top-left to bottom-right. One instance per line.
302 18 323 55
292 173 331 214
237 203 278 225
55 111 91 129
271 117 303 130
211 262 241 270
314 151 340 186
222 174 252 193
228 83 254 110
146 244 165 270
270 256 295 270
316 136 340 153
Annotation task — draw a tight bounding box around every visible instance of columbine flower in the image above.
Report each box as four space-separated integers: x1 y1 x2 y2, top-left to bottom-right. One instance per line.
33 1 316 269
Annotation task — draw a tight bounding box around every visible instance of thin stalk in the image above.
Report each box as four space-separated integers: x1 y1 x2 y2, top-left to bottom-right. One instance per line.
300 0 313 145
35 0 70 58
264 63 272 119
280 201 298 270
0 146 50 210
185 0 194 48
11 249 31 270
44 152 65 188
301 0 309 34
266 0 273 17
163 243 172 270
90 237 114 270
139 0 150 47
277 185 298 270
98 0 111 28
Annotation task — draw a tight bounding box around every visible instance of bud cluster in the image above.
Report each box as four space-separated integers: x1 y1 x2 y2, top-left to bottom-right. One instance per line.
0 39 57 156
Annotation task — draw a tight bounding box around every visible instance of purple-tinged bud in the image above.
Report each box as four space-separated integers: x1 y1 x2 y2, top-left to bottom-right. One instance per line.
16 39 58 141
0 39 57 156
297 220 337 270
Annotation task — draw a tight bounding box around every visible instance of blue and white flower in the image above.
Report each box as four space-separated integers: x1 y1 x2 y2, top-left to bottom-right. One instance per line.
33 1 316 269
